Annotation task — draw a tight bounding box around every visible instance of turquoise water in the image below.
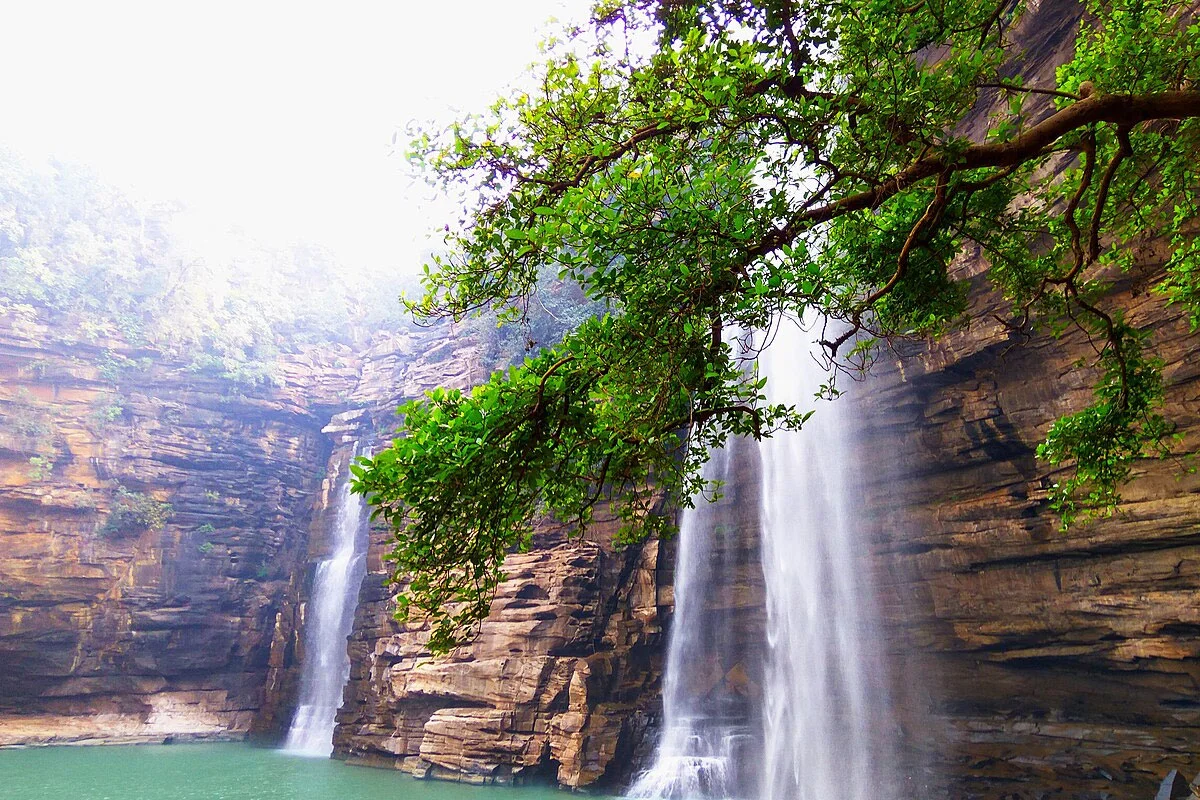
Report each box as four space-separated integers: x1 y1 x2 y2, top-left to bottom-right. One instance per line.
0 743 578 800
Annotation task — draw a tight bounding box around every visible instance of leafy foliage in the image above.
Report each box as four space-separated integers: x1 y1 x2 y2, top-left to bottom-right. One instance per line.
88 397 127 433
99 486 173 538
0 151 414 385
355 313 799 651
464 265 607 370
4 389 55 445
27 455 55 482
1037 323 1173 527
353 0 1200 650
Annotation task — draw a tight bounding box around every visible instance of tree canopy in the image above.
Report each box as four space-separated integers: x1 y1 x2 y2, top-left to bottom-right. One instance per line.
352 0 1200 651
0 151 411 386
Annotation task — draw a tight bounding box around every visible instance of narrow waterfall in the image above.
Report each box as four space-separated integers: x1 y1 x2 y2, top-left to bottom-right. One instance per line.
283 448 369 757
756 320 893 800
628 443 756 799
629 319 894 799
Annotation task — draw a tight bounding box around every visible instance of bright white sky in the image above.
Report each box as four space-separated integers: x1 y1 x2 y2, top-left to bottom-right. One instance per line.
0 0 591 274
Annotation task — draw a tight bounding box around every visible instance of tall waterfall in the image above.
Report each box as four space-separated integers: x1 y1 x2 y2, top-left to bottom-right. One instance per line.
628 443 756 799
629 319 894 799
283 448 369 757
756 320 893 800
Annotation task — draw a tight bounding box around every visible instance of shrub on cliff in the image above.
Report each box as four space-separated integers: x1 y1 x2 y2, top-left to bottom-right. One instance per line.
98 486 173 538
353 0 1200 650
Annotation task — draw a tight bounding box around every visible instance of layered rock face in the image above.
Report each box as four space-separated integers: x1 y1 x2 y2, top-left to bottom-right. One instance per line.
858 252 1200 800
0 311 356 744
6 23 1200 790
852 177 1200 800
0 308 678 782
335 521 666 788
327 330 676 788
840 1 1200 796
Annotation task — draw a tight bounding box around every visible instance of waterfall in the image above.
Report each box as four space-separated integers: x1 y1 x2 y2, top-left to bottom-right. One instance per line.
283 447 369 757
628 441 758 800
628 319 894 799
756 319 893 800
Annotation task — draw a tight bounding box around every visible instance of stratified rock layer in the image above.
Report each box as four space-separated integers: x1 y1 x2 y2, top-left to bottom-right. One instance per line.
836 0 1200 794
0 311 356 744
327 330 674 789
855 220 1200 797
335 524 666 788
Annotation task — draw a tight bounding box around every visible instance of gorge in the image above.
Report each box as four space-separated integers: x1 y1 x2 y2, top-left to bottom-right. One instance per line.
5 255 1199 798
3 0 1200 797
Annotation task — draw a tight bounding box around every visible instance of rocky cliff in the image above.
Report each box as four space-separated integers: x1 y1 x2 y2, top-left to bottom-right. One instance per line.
857 241 1200 799
0 306 678 783
845 0 1200 795
0 309 357 744
321 329 677 789
6 21 1200 787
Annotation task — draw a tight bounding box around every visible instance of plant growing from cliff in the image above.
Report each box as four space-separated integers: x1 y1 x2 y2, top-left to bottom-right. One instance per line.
27 455 55 482
99 486 173 538
95 349 136 383
5 389 55 448
353 0 1200 650
88 397 127 432
23 358 51 379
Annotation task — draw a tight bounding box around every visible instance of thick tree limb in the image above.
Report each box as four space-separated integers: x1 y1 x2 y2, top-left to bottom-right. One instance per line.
756 91 1200 254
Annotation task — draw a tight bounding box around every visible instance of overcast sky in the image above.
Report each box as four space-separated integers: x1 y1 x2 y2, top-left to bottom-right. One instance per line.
0 0 591 273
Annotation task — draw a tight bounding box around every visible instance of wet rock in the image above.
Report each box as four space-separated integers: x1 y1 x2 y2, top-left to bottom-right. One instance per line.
334 522 669 787
1156 770 1191 800
826 0 1200 797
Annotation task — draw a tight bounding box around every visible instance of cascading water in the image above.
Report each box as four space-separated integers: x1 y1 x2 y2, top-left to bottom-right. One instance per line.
756 319 894 800
629 319 895 799
628 442 757 800
283 446 369 757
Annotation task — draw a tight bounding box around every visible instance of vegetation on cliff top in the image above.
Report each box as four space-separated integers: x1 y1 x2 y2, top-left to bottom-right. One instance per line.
0 151 411 387
350 0 1200 650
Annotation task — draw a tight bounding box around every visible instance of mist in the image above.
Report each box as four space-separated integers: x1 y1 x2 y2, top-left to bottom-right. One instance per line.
0 0 590 279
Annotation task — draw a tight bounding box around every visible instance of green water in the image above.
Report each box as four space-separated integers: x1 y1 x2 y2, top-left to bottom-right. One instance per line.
0 743 579 800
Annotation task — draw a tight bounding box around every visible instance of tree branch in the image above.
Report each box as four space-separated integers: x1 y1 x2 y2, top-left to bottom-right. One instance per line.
1088 126 1134 261
977 81 1082 101
757 91 1200 256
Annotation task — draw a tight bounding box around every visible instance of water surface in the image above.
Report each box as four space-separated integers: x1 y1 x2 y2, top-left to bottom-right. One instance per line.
0 743 574 800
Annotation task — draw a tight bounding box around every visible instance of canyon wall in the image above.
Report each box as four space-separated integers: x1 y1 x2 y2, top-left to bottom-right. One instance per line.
846 1 1200 796
4 4 1199 786
328 3 1200 795
0 310 357 744
0 308 678 783
857 250 1200 800
323 328 677 789
4 267 1198 798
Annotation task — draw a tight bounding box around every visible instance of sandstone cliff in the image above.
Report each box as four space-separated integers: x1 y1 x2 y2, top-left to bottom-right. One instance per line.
7 24 1200 788
844 0 1200 795
857 239 1200 800
0 307 679 784
0 309 357 744
321 327 677 788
